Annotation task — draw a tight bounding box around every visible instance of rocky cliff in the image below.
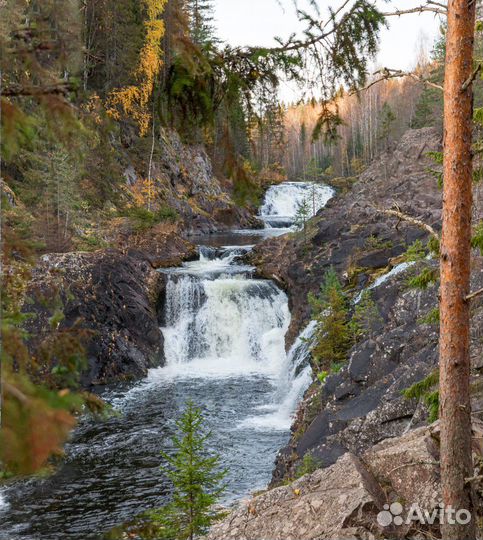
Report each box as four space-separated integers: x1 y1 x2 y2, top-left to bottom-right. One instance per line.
121 125 261 235
251 127 443 346
249 128 483 483
24 231 196 387
21 125 260 388
208 422 483 540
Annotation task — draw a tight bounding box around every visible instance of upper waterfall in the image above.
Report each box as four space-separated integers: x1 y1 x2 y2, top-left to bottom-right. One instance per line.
260 181 334 228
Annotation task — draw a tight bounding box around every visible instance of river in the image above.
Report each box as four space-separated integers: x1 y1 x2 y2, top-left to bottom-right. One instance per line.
0 181 334 540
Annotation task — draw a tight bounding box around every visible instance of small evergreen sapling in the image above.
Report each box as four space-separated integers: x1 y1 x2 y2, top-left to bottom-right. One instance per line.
294 197 312 242
149 400 227 540
350 290 382 340
309 268 352 371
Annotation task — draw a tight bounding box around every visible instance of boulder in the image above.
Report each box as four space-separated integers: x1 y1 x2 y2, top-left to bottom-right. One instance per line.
207 453 385 540
24 248 171 387
208 423 483 540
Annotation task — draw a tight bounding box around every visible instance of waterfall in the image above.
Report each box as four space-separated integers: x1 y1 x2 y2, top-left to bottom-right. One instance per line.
239 321 317 431
157 248 316 428
260 182 334 228
354 261 416 304
159 253 291 379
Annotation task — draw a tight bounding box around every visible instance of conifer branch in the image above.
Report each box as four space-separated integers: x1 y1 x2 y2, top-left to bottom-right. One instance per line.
382 2 447 17
355 68 444 95
461 63 482 92
465 287 483 302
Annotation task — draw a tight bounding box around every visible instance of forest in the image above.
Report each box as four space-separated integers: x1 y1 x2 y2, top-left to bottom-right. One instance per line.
1 1 483 540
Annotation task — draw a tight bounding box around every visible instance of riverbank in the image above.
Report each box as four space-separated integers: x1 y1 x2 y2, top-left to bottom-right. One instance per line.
0 180 334 539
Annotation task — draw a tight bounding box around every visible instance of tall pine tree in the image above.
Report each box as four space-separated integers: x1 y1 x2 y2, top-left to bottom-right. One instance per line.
186 0 217 46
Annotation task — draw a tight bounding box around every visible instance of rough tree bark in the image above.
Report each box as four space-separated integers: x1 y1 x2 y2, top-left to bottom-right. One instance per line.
440 1 476 539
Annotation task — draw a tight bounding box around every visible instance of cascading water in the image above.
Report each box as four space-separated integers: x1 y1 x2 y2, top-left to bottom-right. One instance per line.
0 242 314 540
0 181 336 540
0 492 8 512
160 256 290 377
240 321 317 430
260 181 334 228
354 261 416 304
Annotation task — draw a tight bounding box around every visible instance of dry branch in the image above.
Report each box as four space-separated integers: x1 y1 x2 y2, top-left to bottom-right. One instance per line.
465 287 483 302
2 82 75 98
352 67 444 96
378 206 441 241
382 1 447 17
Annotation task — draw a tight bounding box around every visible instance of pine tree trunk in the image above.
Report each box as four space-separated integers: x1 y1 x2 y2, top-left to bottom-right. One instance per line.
440 2 476 538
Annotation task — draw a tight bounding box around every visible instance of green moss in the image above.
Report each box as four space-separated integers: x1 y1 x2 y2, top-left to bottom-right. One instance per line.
122 205 178 231
294 453 323 479
365 235 393 251
418 307 440 326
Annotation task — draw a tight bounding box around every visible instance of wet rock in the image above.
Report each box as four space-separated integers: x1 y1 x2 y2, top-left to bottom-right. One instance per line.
251 127 443 347
24 247 176 387
209 423 483 540
252 128 454 484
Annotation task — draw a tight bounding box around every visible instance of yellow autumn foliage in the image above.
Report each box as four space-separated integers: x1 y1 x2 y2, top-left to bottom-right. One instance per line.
107 0 168 135
131 178 158 209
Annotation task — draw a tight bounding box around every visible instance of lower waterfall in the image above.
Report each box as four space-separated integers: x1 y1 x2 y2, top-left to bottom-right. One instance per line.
161 272 290 378
0 233 322 540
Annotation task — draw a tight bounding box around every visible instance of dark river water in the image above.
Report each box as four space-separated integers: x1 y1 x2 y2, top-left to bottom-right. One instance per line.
0 182 333 540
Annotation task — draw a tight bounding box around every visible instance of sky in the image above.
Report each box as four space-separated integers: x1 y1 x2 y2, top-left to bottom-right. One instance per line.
213 0 444 101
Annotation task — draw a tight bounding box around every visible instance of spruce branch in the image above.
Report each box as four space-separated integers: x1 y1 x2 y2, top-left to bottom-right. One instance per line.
354 68 444 95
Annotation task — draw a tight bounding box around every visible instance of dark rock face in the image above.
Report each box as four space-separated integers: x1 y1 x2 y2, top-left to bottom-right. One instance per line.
250 127 443 347
24 241 185 388
122 127 262 235
271 270 441 484
259 128 483 485
245 127 463 484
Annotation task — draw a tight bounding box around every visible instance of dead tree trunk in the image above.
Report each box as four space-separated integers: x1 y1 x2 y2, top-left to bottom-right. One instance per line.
440 1 476 539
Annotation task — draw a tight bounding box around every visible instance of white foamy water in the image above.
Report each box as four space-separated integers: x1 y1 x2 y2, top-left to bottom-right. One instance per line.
161 271 290 379
239 321 317 431
154 249 316 431
0 491 8 511
354 261 416 304
260 181 334 228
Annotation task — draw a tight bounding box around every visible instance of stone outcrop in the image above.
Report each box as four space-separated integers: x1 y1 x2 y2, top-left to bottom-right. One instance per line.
271 265 446 485
251 127 443 346
122 126 262 235
24 231 195 387
208 423 483 540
